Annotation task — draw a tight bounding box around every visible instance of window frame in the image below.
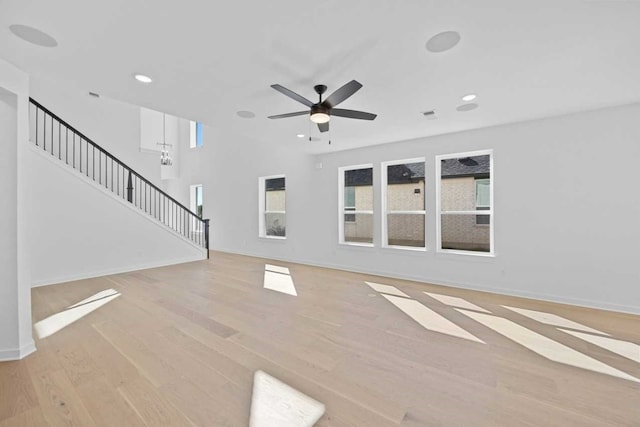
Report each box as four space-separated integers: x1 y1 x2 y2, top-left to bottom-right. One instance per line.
435 149 494 257
189 121 203 148
381 157 427 251
338 164 374 247
189 184 203 235
258 174 286 240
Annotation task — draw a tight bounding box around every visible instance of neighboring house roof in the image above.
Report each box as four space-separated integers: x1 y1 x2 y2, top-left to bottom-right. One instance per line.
265 177 285 191
441 155 490 178
344 155 490 186
387 162 425 184
345 168 373 187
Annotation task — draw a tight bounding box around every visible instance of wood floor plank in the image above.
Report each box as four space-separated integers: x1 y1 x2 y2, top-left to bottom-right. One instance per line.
0 408 48 427
117 376 195 427
29 369 97 427
75 376 146 427
0 361 39 422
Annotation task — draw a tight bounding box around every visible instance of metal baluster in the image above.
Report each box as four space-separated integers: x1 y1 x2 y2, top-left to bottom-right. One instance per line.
127 170 133 203
58 121 61 160
35 106 39 146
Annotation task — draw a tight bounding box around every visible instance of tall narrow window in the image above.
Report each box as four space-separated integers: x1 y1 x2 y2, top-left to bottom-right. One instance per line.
259 175 286 238
190 121 203 148
192 185 203 218
189 184 203 235
382 159 426 249
339 165 373 245
437 151 493 255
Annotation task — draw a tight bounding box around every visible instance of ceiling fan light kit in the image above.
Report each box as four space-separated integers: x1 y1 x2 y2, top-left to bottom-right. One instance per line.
268 80 377 134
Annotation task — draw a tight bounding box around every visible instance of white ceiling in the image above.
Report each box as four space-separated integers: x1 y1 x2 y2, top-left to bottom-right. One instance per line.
1 0 639 153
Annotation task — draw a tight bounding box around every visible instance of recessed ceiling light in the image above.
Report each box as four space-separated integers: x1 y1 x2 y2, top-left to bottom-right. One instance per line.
9 24 58 47
236 110 255 119
296 134 305 138
133 74 153 84
426 31 460 53
456 103 479 112
462 94 476 102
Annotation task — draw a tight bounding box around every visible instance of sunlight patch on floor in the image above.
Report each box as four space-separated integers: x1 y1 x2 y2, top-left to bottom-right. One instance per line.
67 288 120 309
365 282 410 298
382 294 485 344
457 309 639 383
34 289 121 339
264 265 297 296
265 264 291 275
502 306 608 335
424 292 491 313
250 370 325 427
560 329 640 363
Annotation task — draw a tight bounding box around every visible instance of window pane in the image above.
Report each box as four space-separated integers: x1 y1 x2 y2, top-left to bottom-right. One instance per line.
265 177 285 211
265 213 286 237
266 190 285 211
387 180 424 211
195 122 203 147
344 213 373 244
344 186 356 208
195 185 203 218
475 178 490 207
344 168 373 211
387 214 425 247
387 162 425 211
441 214 490 252
441 155 490 211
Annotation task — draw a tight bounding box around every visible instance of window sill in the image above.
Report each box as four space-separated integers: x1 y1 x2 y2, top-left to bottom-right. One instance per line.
339 241 374 248
259 236 286 241
437 249 495 258
382 245 427 253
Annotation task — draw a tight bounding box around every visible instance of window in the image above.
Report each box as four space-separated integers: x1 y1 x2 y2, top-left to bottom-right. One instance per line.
382 158 426 249
259 175 286 238
190 184 203 218
339 165 373 245
437 151 493 255
189 121 203 148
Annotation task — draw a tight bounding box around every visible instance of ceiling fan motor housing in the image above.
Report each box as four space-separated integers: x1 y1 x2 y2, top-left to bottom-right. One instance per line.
311 104 330 116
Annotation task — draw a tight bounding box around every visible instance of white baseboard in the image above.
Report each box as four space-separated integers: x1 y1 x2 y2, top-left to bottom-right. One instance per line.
213 247 640 315
0 340 36 361
32 255 206 288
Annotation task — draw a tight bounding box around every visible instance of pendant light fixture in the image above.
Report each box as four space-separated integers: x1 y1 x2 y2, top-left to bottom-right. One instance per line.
157 113 173 166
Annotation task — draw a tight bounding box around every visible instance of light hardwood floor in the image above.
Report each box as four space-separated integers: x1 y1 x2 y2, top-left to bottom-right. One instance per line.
1 251 639 426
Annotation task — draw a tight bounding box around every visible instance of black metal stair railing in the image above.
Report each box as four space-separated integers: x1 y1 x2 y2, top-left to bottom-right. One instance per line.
29 98 210 257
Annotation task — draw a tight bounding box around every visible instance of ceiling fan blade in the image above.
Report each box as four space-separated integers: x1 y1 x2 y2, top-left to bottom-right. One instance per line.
323 80 363 108
331 108 377 120
318 122 329 133
268 111 309 119
271 84 314 107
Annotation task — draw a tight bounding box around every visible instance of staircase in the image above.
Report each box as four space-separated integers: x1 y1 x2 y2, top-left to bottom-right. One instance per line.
28 98 209 256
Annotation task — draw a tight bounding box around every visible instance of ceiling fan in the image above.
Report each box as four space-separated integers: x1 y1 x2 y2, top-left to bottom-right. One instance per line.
268 80 377 133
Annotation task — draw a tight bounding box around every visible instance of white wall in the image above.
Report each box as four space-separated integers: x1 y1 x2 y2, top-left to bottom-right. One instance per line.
205 103 640 314
0 58 34 361
140 107 181 180
30 76 163 187
27 145 205 286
